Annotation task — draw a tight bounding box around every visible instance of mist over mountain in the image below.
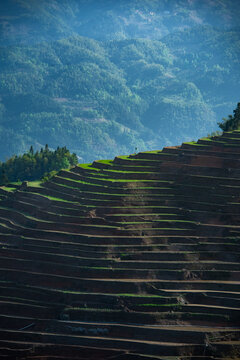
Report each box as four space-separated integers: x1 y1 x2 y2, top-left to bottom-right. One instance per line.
1 0 240 45
0 0 239 162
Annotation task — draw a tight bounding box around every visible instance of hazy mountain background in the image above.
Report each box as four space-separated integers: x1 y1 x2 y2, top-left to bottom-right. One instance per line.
0 0 239 162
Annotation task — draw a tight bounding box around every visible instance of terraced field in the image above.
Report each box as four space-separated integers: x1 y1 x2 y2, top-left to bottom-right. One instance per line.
0 131 240 359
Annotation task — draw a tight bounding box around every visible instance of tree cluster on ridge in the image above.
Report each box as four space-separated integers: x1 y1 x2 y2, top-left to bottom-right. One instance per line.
0 145 78 185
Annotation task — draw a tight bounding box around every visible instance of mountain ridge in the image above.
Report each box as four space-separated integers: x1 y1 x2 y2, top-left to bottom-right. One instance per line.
1 28 239 162
1 0 240 45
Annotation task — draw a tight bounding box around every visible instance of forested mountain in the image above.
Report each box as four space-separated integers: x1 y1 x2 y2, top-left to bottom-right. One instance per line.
0 0 239 162
1 0 240 45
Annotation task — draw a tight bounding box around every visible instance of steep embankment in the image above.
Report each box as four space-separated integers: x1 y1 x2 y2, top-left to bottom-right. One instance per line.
0 131 240 359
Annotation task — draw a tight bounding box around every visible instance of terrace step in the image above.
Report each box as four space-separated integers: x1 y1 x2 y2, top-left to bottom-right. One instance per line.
0 328 225 357
1 255 239 282
0 130 240 358
1 315 239 345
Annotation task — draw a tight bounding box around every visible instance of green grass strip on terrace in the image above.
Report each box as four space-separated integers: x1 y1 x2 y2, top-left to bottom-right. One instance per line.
119 227 193 231
117 293 171 298
101 169 162 174
0 295 62 306
27 181 43 187
183 142 209 147
0 186 16 192
95 159 114 165
0 222 12 228
41 195 79 203
122 151 176 156
137 303 180 307
136 150 162 154
72 223 119 228
85 172 109 177
56 174 173 186
0 205 54 223
190 174 240 181
55 175 106 187
199 137 213 141
52 178 124 192
221 143 240 147
49 184 172 197
24 215 53 223
50 182 82 191
78 163 101 171
6 285 174 299
109 213 179 217
115 152 163 159
0 205 54 220
115 155 132 159
86 190 173 196
221 136 240 141
89 177 167 183
118 219 197 224
115 156 175 162
199 138 240 147
111 205 178 208
65 307 121 312
101 164 166 170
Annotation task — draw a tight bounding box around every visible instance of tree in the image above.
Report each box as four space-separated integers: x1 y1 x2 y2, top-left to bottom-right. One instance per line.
218 102 240 131
0 145 78 183
0 169 9 185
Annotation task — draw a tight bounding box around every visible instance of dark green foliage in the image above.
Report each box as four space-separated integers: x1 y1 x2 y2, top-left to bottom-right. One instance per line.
0 31 239 162
41 170 58 183
3 93 62 115
0 1 240 162
218 103 240 131
0 0 240 45
0 169 9 186
0 146 78 183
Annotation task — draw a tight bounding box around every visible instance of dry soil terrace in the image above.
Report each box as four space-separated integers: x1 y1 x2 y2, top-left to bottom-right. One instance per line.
0 131 239 359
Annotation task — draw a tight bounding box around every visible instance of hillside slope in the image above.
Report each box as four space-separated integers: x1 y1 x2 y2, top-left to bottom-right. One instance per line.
1 29 240 162
0 131 239 359
1 0 240 162
1 0 240 45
